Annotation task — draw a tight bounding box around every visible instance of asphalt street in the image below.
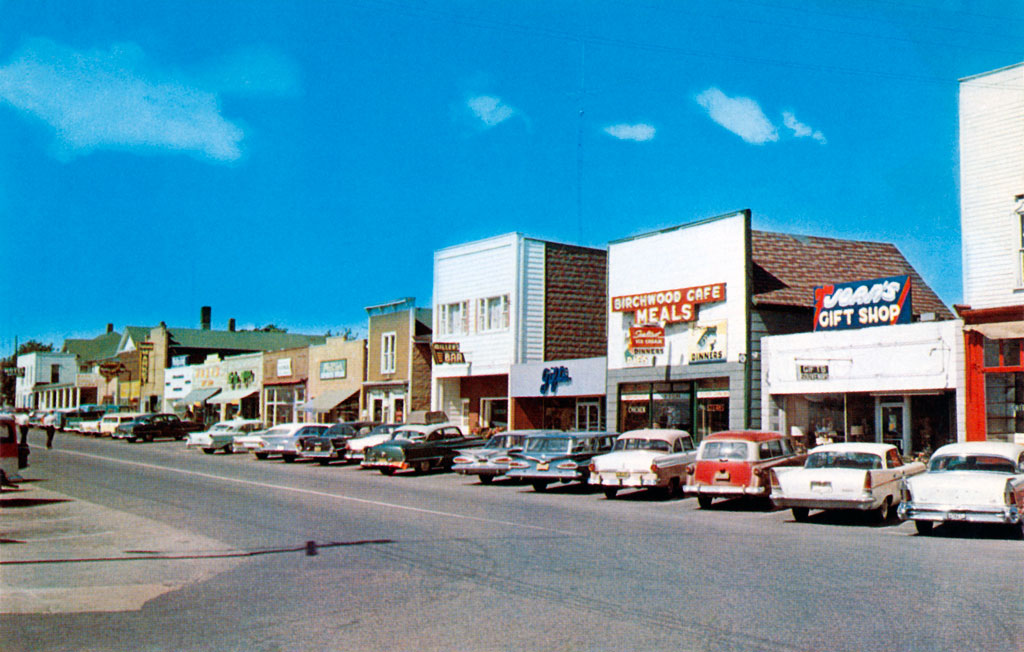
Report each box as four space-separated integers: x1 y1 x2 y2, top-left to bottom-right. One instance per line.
2 428 1022 652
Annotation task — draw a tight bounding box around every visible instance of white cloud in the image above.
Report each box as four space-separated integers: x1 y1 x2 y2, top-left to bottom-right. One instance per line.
783 111 827 145
467 95 516 127
603 123 656 142
696 87 778 144
0 39 244 161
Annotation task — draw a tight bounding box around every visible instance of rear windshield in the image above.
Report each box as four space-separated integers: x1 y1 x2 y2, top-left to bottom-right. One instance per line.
701 441 749 461
262 426 293 437
806 451 882 470
614 438 671 452
526 437 570 454
928 455 1015 473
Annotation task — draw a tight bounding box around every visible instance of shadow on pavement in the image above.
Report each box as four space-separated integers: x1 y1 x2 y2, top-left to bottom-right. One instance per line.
0 497 72 509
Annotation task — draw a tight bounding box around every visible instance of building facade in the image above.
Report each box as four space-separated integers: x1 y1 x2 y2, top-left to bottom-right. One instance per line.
304 336 366 422
364 299 432 424
431 233 607 432
957 62 1024 442
262 347 311 426
14 351 83 409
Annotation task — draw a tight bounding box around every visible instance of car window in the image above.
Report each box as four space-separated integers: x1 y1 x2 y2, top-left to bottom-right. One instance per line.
781 439 793 455
758 442 771 460
929 454 1016 473
702 441 749 461
768 440 784 458
527 437 570 454
672 439 684 453
806 451 882 470
886 449 902 469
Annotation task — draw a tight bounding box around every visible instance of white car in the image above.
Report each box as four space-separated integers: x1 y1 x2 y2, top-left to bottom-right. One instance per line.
343 424 400 462
99 412 142 437
898 442 1024 537
186 419 265 454
588 429 697 499
251 423 329 462
78 416 104 436
771 442 925 522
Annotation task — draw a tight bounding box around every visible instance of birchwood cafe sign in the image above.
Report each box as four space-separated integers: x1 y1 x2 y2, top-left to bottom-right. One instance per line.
612 283 726 325
813 275 912 331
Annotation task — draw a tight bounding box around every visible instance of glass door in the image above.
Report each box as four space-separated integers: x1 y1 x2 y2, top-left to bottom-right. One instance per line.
880 403 904 452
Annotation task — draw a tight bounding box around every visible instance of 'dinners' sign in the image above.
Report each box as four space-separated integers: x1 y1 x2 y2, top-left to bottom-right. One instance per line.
813 275 912 331
612 283 726 325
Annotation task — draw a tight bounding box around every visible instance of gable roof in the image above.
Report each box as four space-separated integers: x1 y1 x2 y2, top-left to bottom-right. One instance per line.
750 231 953 319
63 331 122 362
165 327 326 352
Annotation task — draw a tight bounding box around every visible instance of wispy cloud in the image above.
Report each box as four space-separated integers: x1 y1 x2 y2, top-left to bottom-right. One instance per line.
696 87 778 145
0 39 245 162
603 123 656 142
783 111 827 144
467 95 517 127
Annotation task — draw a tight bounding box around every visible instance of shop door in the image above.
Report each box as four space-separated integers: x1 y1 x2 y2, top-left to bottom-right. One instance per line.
372 398 385 422
696 397 728 439
880 403 904 452
576 400 602 431
393 398 405 424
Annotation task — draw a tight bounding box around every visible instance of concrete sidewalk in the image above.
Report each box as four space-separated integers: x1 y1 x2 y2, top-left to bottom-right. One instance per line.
0 480 243 614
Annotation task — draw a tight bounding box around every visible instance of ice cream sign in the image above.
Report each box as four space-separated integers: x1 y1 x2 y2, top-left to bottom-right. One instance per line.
813 275 912 331
612 283 726 325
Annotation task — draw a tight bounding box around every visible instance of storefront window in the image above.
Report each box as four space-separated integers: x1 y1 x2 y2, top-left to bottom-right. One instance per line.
481 398 508 429
618 382 693 433
266 385 305 426
985 372 1024 442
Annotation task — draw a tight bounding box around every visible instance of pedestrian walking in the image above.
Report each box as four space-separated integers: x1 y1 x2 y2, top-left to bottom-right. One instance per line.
45 422 56 449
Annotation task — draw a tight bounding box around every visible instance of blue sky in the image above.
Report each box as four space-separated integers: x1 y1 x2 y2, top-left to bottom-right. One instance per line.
1 0 1022 351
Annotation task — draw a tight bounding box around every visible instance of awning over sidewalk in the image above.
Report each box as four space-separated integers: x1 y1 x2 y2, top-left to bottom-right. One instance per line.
177 387 221 405
208 388 259 405
301 389 359 413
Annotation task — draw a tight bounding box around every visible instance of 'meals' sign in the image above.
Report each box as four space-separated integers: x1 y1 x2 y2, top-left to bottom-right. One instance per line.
813 275 912 331
612 283 726 325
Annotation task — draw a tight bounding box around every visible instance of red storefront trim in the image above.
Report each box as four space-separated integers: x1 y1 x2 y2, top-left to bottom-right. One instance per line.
957 305 1024 441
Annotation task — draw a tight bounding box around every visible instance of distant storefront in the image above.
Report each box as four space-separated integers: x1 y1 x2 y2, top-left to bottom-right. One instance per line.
509 357 607 431
262 348 309 426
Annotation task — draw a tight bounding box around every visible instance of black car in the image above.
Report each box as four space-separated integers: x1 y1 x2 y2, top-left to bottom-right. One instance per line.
297 420 381 464
114 413 204 443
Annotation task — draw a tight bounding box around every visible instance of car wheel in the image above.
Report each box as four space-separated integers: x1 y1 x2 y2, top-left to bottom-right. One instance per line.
318 459 330 466
791 507 810 522
221 446 232 455
478 475 493 484
697 495 713 510
1009 521 1024 540
603 487 618 499
379 468 395 476
128 436 138 443
875 498 892 523
144 433 153 442
202 448 215 454
283 455 296 463
417 460 431 474
666 477 681 498
915 520 934 536
532 481 548 492
254 452 269 460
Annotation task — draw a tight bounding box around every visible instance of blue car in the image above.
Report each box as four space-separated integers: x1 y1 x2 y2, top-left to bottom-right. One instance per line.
506 431 617 492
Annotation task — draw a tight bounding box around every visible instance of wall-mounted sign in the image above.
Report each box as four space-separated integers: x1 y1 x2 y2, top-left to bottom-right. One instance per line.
540 366 571 395
98 362 124 381
813 275 912 331
629 325 665 354
612 283 726 325
799 364 829 380
320 359 348 380
171 355 188 368
689 321 727 364
432 342 465 364
227 370 255 389
277 358 292 377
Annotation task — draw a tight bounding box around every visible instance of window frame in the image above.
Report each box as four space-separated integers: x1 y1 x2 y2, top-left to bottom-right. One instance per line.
380 332 397 374
476 295 510 333
438 301 470 336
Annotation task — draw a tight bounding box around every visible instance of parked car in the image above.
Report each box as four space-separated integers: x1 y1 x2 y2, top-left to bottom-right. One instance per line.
452 430 540 483
506 431 617 492
685 430 806 508
589 429 696 498
297 421 381 465
233 427 271 455
185 419 265 454
63 406 105 433
771 442 925 522
99 412 142 437
114 413 204 443
252 423 329 462
343 423 401 462
361 423 484 475
898 442 1024 537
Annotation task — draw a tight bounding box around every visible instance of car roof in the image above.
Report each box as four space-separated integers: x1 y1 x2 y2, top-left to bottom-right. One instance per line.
703 430 786 443
931 442 1024 459
810 442 896 455
619 428 690 443
394 422 459 434
527 431 615 439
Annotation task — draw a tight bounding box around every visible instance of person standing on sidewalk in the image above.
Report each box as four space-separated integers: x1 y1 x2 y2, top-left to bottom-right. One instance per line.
45 421 56 449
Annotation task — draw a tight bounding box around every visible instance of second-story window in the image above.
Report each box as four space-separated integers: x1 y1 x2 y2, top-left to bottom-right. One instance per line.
439 301 469 335
381 332 397 374
477 295 510 332
51 365 60 384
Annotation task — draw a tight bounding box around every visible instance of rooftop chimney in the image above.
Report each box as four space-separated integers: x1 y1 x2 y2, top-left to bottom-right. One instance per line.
228 318 236 332
106 323 114 334
200 306 211 330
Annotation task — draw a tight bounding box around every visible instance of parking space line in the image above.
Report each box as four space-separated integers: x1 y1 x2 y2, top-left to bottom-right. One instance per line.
55 449 579 536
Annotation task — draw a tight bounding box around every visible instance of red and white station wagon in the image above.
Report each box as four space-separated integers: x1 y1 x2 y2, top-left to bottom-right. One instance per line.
685 430 806 508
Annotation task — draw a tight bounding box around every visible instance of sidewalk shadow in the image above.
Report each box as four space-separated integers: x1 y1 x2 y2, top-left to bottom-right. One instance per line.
0 497 71 509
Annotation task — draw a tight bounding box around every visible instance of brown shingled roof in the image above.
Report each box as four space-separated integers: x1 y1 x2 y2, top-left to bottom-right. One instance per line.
750 231 953 319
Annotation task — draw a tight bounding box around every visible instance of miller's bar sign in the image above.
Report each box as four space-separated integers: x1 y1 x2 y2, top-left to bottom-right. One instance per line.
813 275 912 331
432 342 465 364
612 283 726 325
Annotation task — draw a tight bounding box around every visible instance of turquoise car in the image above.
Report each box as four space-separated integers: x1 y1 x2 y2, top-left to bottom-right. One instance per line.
506 431 618 492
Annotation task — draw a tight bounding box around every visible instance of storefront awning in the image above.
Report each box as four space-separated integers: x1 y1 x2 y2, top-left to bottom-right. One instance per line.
208 388 259 405
177 387 221 405
964 321 1024 340
301 389 359 413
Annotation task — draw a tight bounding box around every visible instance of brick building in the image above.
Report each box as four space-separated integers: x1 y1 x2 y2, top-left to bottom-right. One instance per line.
431 233 607 432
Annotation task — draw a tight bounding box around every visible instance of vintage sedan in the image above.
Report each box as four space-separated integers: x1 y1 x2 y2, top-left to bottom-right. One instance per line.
343 424 401 462
297 421 380 464
898 442 1024 537
362 423 484 475
588 429 696 499
506 431 617 492
99 412 142 437
114 413 204 442
686 430 806 508
185 419 265 454
771 442 925 522
252 423 329 462
452 430 540 483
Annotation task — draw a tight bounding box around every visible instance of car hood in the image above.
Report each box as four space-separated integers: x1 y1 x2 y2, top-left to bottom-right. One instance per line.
907 471 1017 506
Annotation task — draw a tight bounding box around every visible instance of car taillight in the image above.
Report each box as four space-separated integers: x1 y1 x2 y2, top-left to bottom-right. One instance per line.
492 456 511 464
900 481 912 504
1005 480 1015 506
769 470 780 491
684 463 695 476
650 462 660 473
556 461 577 470
453 456 473 464
509 461 529 469
863 472 873 492
588 462 596 473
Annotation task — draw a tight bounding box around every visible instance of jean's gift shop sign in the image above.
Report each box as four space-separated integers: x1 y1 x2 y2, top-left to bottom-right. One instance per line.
813 275 912 331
